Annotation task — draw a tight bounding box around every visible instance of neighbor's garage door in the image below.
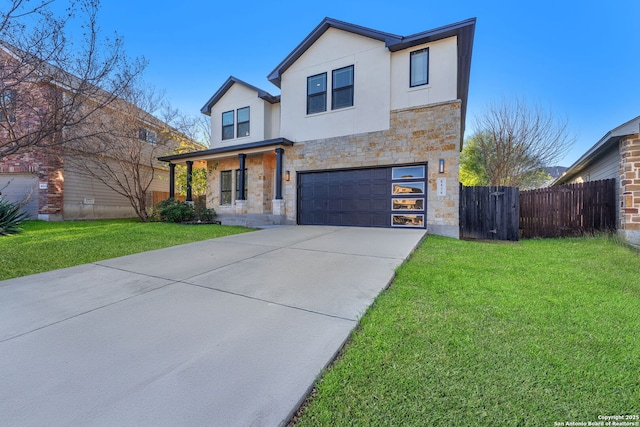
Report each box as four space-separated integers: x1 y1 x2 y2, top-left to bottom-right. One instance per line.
0 174 38 219
297 164 427 228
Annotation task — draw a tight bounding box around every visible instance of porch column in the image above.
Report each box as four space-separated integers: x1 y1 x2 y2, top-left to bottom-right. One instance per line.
238 153 246 200
186 160 193 202
275 148 284 200
169 163 175 199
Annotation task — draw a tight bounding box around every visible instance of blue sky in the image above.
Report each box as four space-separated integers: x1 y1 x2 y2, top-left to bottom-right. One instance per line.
87 0 638 166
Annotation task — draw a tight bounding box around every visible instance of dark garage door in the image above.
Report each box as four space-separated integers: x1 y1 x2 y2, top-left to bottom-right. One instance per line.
297 164 427 228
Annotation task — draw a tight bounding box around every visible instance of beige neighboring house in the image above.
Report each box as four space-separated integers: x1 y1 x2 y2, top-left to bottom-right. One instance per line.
0 46 189 221
160 17 476 237
554 115 640 246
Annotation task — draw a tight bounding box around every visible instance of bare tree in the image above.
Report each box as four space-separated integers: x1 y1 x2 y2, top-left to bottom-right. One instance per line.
159 103 210 148
462 98 574 188
0 0 145 158
65 82 194 222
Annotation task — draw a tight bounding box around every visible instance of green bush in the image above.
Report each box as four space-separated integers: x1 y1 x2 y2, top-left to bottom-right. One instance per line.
194 205 216 222
0 198 29 236
152 198 216 223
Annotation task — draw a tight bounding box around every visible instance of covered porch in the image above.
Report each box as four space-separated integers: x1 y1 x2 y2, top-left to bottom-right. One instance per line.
158 138 294 227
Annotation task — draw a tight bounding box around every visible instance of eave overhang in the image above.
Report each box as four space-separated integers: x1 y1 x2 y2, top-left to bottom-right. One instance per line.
553 115 640 186
266 17 476 144
200 76 280 115
158 138 294 164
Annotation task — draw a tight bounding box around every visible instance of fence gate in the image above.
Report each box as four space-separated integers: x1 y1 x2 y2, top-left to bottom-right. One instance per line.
459 185 520 241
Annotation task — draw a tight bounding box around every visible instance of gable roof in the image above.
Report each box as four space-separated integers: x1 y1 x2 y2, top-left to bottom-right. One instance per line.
265 17 476 137
554 115 640 185
267 17 476 88
200 76 280 115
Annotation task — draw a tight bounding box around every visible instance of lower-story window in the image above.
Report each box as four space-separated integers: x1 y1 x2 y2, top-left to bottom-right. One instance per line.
220 170 232 205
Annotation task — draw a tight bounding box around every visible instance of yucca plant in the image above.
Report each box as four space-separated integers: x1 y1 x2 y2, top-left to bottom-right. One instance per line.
0 198 29 236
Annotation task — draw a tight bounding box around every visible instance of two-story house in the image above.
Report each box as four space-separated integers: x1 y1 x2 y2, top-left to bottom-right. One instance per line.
0 44 193 221
160 17 476 237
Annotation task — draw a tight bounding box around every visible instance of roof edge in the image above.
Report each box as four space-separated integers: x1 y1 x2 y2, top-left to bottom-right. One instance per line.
200 76 280 115
387 17 476 51
553 115 640 185
267 17 403 88
158 137 294 162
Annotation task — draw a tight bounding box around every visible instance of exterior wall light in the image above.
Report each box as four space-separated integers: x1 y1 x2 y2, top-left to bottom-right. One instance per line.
439 159 445 173
285 170 291 181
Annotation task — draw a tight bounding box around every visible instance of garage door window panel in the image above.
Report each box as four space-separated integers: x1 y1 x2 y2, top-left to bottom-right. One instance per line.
392 166 425 180
392 214 424 227
392 182 424 195
392 198 425 211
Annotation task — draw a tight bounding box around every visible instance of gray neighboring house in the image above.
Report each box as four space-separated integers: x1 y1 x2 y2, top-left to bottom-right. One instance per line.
554 115 640 246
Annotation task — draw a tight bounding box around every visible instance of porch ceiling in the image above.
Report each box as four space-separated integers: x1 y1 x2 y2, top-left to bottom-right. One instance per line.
158 138 294 165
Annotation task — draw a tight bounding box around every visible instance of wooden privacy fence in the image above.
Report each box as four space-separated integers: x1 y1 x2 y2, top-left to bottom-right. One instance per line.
459 185 520 241
519 179 616 238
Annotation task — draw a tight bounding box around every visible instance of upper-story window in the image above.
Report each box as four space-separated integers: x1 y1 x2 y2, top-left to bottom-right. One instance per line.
222 107 250 140
410 48 429 87
138 128 157 143
307 73 327 114
0 90 16 122
237 107 250 138
332 65 354 110
222 110 234 140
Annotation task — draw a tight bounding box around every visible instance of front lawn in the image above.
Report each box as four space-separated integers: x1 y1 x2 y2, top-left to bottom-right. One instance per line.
0 219 251 281
294 235 640 426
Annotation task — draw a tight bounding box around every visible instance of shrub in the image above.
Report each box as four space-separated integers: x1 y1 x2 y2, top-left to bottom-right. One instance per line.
155 198 194 223
194 205 216 222
152 198 216 223
0 198 29 236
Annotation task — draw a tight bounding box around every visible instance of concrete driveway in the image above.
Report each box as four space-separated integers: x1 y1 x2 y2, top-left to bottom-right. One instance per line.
0 226 426 426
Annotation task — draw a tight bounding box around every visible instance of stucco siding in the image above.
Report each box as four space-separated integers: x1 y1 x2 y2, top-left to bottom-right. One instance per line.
279 27 391 142
390 37 458 111
209 83 269 148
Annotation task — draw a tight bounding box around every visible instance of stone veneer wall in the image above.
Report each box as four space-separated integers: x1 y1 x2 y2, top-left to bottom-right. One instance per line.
206 152 276 215
619 133 640 246
281 100 462 238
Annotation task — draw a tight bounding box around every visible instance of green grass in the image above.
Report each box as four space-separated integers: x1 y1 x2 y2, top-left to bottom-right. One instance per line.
0 219 251 280
295 235 640 426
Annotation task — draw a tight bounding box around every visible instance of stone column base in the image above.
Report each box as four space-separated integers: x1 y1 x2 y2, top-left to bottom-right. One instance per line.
235 200 248 214
272 199 285 216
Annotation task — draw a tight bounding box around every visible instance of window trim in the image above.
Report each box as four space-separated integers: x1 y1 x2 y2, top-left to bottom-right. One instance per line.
236 106 250 138
138 128 157 144
307 72 327 115
222 110 234 141
0 90 16 122
332 65 354 110
220 170 233 205
410 48 429 88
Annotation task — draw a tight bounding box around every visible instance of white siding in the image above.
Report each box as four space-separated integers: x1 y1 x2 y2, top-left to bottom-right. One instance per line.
567 146 619 183
390 37 458 110
279 28 391 142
